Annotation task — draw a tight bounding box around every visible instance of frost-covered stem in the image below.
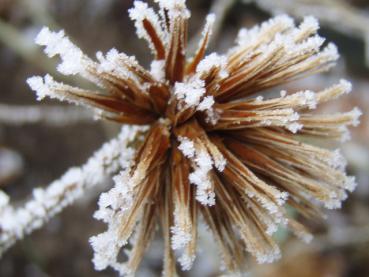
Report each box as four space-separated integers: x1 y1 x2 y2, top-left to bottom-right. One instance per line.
0 103 93 126
0 126 142 256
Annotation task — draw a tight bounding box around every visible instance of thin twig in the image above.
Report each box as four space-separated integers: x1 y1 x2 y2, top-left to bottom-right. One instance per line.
0 103 94 126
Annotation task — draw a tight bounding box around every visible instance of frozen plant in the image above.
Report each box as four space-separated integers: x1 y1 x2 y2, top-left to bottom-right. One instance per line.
1 0 362 276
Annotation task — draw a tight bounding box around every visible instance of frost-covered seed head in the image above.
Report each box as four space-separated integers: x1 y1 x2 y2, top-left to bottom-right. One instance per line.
20 1 361 276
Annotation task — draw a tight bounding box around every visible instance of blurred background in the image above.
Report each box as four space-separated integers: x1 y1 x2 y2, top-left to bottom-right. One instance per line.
0 0 368 276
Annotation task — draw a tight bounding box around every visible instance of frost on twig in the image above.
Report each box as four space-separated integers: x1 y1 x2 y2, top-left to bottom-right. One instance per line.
0 126 143 256
0 103 93 126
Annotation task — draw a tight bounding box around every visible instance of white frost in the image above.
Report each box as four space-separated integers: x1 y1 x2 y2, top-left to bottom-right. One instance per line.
36 27 88 76
174 78 206 109
178 137 196 158
150 60 165 81
196 53 229 79
177 137 226 206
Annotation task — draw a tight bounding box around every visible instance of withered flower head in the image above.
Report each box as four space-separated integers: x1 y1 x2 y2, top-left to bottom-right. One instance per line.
27 0 361 276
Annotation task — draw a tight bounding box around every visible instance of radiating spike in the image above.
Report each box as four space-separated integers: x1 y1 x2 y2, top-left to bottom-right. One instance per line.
186 14 216 75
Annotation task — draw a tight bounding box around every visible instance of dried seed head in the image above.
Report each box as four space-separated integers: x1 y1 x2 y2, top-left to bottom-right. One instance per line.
24 1 361 276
